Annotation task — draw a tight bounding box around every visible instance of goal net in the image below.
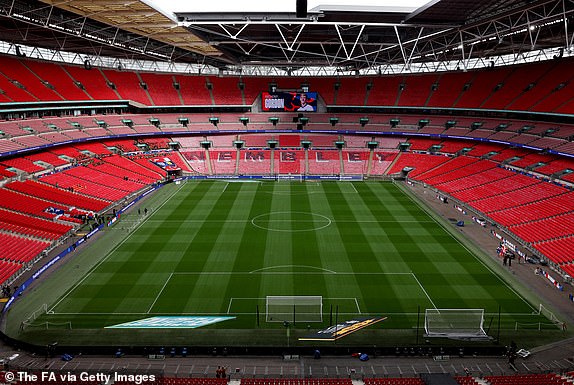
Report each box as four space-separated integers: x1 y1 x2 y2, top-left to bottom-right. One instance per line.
424 309 487 339
266 296 322 323
276 174 304 182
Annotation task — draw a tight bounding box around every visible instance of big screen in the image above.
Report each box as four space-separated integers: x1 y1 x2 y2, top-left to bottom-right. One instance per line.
262 91 318 112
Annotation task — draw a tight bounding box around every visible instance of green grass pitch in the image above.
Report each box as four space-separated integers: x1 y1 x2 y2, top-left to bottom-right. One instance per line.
15 181 552 346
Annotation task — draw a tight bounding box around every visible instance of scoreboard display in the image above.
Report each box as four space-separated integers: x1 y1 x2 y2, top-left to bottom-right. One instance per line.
262 91 318 112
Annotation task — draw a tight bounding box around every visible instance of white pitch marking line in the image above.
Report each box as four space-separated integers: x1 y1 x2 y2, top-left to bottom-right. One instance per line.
227 298 233 314
411 272 438 310
400 185 538 313
171 271 413 275
354 298 361 314
250 265 337 274
144 219 435 223
147 273 173 314
350 182 359 193
222 182 229 193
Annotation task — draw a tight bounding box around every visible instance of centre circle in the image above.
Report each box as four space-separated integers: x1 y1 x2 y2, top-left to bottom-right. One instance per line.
251 211 332 232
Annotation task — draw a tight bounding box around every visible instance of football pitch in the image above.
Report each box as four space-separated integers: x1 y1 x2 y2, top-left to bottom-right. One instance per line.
12 180 555 347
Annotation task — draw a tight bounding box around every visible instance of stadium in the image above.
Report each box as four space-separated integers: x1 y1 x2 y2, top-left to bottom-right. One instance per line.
0 0 573 383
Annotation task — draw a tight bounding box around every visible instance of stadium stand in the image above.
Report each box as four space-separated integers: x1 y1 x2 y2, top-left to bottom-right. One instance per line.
39 168 128 201
336 78 370 106
436 140 472 154
2 55 574 114
0 56 63 101
181 150 210 174
511 213 574 243
0 260 23 285
238 149 272 174
308 149 340 174
276 150 305 174
208 76 244 105
364 378 425 385
417 156 483 184
102 69 151 105
535 237 574 265
62 64 119 100
155 379 228 385
242 379 352 385
240 77 271 105
104 155 165 180
399 73 438 107
489 193 574 226
175 75 213 105
369 77 403 106
0 188 67 219
484 373 573 385
0 157 46 174
0 67 37 102
0 232 51 263
211 149 238 174
23 60 90 101
311 77 337 105
139 72 182 106
304 134 338 148
386 153 452 177
343 149 369 174
370 151 399 175
407 138 441 151
480 61 554 110
5 180 109 211
343 135 370 148
426 72 474 108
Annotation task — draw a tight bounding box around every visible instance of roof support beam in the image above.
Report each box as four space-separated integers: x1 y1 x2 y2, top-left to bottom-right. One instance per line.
394 26 408 68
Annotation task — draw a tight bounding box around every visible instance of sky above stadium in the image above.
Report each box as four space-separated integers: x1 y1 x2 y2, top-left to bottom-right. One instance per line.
149 0 430 14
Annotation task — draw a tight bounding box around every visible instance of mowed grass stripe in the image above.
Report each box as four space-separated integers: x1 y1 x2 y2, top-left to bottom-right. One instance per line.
310 183 376 316
220 183 273 322
53 182 197 314
394 182 536 315
368 183 511 312
153 182 243 313
290 183 329 300
350 183 409 272
154 182 261 314
258 183 295 299
178 182 254 314
322 183 414 315
70 182 227 316
346 183 433 316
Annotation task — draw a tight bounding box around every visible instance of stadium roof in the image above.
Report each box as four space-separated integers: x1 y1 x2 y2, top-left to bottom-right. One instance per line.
0 0 572 73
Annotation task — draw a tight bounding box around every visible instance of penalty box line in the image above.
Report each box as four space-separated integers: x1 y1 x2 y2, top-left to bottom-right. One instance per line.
411 272 438 310
227 297 362 315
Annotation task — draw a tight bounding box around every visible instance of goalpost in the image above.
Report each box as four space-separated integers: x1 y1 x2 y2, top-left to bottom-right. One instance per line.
276 174 304 182
424 309 487 339
266 296 323 323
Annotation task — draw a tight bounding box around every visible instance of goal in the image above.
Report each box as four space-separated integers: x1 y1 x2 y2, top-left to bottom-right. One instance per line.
276 174 304 182
266 296 322 323
424 309 487 339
